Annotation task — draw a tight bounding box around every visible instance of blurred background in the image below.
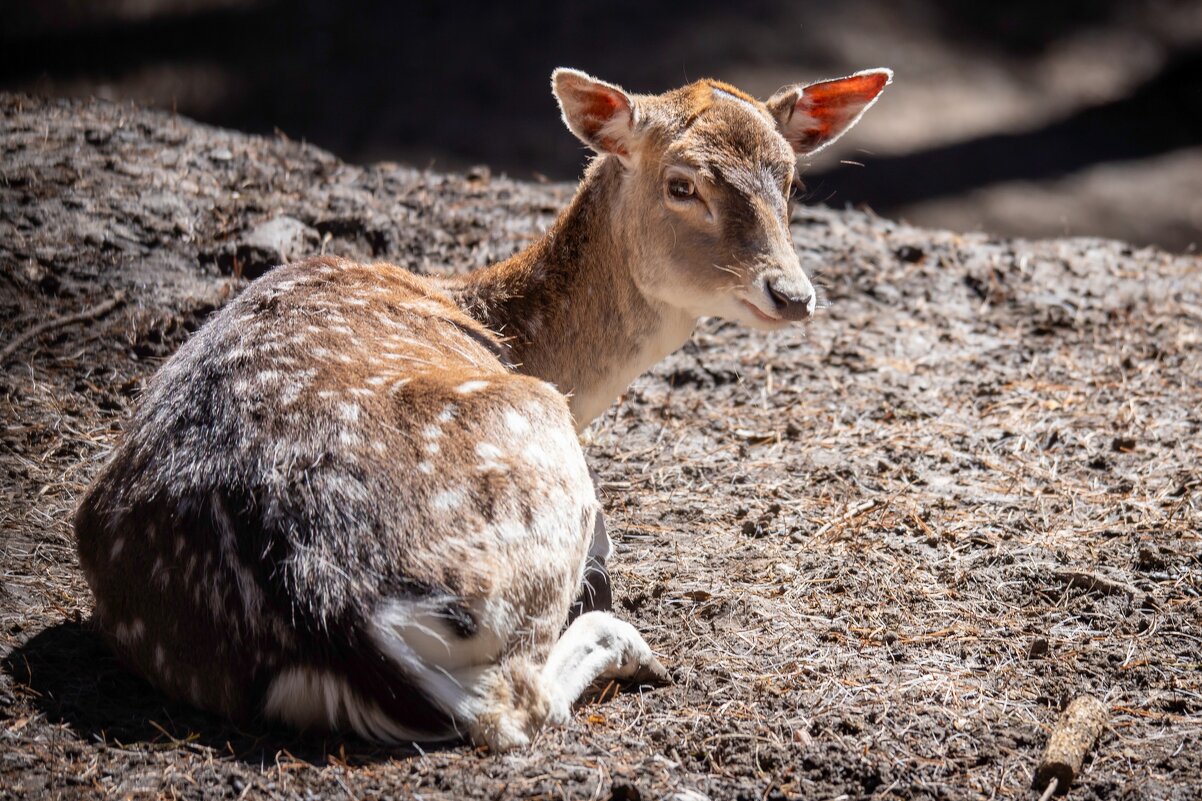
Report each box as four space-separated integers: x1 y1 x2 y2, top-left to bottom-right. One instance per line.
3 0 1201 252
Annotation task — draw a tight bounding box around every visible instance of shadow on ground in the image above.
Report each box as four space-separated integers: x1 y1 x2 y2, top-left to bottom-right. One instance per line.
2 622 426 766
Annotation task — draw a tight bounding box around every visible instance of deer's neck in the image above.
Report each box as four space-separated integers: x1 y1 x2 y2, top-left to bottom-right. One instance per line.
444 159 695 430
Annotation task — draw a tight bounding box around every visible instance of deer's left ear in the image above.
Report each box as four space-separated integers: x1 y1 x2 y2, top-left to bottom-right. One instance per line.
767 68 892 156
552 68 639 167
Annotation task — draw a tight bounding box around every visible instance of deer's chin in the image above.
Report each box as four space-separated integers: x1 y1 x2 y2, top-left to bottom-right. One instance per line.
735 298 791 331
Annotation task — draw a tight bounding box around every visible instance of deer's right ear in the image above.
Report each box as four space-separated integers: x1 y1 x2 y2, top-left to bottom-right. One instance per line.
552 68 638 167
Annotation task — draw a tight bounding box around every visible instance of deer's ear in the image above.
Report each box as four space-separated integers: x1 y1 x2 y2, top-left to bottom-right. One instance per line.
552 68 638 166
767 69 892 156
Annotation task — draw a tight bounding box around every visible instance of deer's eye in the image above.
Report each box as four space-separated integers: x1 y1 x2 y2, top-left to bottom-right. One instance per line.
788 177 804 201
667 177 695 200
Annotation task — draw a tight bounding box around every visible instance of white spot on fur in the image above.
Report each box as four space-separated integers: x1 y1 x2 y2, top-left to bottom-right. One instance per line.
366 375 388 386
475 442 508 474
312 347 331 359
152 556 168 588
349 387 375 398
493 519 529 542
504 409 532 435
390 378 412 393
278 382 303 406
421 424 442 440
338 402 360 422
521 442 550 468
408 301 445 316
340 430 362 448
437 404 457 424
113 618 145 644
371 440 388 454
417 461 434 474
424 441 440 455
455 380 489 394
431 488 466 512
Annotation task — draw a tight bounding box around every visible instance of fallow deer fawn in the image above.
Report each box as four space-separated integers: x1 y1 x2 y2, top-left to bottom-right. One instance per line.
75 67 890 750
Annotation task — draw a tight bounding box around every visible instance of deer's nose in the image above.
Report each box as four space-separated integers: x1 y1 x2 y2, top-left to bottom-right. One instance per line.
765 278 815 321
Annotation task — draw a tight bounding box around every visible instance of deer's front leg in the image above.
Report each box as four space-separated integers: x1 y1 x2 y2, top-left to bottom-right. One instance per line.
541 611 669 725
567 503 612 622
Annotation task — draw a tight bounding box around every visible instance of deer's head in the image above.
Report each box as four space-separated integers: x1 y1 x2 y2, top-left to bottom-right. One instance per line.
553 67 891 329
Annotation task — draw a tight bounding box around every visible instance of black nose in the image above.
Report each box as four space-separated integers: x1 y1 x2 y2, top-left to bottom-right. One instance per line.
766 282 814 321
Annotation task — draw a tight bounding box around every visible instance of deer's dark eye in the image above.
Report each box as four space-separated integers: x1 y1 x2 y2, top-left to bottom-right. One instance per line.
667 177 695 200
788 177 804 202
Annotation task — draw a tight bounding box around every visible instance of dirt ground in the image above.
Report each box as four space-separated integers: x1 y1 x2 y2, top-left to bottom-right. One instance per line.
1 94 1200 800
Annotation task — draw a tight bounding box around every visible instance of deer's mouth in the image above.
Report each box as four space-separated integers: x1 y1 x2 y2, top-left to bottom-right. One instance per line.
742 299 784 325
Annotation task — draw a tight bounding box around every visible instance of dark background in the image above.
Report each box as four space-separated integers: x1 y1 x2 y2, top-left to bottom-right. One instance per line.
4 0 1201 251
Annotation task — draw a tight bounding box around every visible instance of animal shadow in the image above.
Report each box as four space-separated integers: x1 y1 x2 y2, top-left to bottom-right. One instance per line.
2 619 436 765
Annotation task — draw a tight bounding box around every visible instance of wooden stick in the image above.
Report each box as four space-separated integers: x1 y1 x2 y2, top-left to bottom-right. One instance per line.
0 291 127 365
812 498 879 538
1036 777 1059 801
1034 695 1109 796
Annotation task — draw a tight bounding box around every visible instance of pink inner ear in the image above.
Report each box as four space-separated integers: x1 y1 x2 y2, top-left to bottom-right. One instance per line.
572 87 630 156
794 72 889 147
802 72 890 108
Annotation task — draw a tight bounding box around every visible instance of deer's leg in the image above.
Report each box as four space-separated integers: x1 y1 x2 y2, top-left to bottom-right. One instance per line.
541 611 669 726
567 506 613 622
367 596 555 751
368 605 666 749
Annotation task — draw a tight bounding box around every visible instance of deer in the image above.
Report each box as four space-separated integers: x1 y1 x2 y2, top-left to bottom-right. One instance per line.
74 66 890 750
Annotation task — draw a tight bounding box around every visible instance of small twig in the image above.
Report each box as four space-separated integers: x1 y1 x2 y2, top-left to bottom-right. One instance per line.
1036 777 1059 801
1051 569 1138 600
810 498 880 538
1 291 127 365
